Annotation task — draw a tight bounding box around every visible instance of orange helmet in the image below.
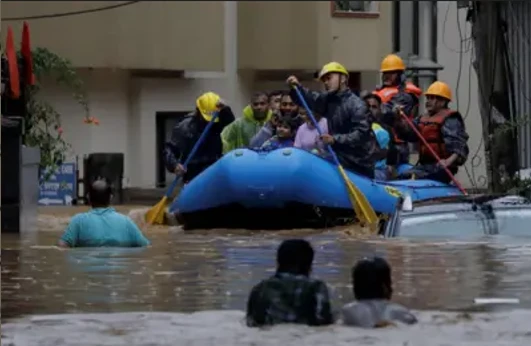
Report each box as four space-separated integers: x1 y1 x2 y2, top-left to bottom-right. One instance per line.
380 54 406 72
425 81 452 101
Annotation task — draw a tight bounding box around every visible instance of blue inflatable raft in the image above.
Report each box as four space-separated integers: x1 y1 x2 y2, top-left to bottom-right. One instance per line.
170 148 462 229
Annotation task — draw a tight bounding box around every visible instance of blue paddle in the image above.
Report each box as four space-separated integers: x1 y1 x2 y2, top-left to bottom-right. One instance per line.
146 111 220 224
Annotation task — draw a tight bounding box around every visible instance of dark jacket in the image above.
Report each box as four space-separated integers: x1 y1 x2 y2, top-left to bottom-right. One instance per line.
375 83 420 125
163 107 235 182
291 87 377 177
246 272 334 327
396 110 469 165
259 136 294 151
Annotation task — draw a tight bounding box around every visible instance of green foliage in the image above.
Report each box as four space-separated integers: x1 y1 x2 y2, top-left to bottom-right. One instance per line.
502 176 531 199
23 47 89 178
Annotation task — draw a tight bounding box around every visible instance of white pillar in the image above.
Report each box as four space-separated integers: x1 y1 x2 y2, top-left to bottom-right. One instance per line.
417 1 437 112
224 1 247 114
399 1 415 56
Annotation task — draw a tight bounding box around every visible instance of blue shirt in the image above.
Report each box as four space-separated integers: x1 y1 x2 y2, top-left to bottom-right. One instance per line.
60 208 150 248
372 123 390 169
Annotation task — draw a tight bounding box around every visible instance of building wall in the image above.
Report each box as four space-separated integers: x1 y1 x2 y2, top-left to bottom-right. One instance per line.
436 1 487 189
10 0 391 191
41 68 380 190
1 1 225 71
38 70 250 190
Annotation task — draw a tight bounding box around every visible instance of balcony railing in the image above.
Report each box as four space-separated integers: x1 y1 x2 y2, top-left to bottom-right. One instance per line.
331 1 380 18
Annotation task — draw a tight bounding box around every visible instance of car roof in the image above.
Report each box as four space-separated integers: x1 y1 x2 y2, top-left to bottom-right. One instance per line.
399 194 531 216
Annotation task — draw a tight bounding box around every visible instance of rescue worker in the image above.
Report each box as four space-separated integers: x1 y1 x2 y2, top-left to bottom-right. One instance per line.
373 54 422 165
164 92 235 184
250 91 302 148
362 92 392 180
287 62 377 178
246 239 334 327
221 92 273 153
395 81 469 183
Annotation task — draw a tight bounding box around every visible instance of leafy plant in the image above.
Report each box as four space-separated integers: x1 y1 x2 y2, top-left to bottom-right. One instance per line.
22 47 94 179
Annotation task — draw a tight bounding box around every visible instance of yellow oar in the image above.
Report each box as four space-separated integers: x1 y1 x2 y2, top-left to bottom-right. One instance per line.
293 86 378 227
145 111 220 225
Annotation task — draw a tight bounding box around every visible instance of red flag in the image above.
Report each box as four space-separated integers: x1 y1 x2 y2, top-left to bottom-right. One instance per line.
21 21 36 86
6 26 20 99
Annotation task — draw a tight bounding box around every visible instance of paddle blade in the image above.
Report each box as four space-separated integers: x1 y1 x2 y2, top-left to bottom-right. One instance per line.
145 196 169 225
338 166 378 226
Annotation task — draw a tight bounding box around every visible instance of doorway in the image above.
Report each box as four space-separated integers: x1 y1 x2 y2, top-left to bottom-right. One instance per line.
155 111 191 187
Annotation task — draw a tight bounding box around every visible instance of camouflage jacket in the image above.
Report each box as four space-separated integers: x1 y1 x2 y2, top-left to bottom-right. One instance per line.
246 272 334 327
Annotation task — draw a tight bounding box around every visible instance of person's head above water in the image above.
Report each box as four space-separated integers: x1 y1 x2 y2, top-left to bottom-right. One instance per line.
352 256 393 301
88 178 113 208
276 239 314 276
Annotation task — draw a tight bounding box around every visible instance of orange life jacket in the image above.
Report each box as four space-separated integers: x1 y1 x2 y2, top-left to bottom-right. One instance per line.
373 82 422 105
373 82 422 144
417 109 461 164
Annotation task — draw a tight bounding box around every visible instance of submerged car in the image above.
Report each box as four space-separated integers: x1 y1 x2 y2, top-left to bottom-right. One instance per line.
380 194 531 238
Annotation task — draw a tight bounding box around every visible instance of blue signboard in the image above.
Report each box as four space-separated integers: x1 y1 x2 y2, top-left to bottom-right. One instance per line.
38 163 77 206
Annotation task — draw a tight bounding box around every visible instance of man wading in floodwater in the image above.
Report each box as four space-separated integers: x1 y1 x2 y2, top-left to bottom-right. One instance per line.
246 239 334 327
58 179 150 248
342 257 417 328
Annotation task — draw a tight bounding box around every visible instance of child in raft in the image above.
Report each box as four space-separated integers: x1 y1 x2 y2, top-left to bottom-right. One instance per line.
259 115 297 151
294 108 330 157
341 257 417 328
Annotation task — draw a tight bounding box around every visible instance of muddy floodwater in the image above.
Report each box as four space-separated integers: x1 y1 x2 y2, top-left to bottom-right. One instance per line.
2 206 531 345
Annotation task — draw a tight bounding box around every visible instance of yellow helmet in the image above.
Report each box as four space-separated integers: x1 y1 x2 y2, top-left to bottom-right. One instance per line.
380 54 406 72
318 62 349 80
425 81 452 101
196 91 221 122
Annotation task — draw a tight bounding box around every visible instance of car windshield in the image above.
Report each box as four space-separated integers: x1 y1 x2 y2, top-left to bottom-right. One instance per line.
398 208 531 238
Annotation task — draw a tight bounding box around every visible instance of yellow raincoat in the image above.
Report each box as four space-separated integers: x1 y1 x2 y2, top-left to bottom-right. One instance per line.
221 105 272 153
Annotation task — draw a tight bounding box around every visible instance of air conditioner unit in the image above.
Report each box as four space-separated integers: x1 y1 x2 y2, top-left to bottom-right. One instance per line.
457 1 470 9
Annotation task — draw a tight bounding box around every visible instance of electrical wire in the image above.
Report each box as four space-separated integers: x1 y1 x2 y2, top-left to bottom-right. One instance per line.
448 1 486 189
2 1 141 21
442 2 473 54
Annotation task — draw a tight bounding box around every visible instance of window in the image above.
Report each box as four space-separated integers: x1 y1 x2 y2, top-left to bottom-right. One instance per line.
397 208 531 238
491 209 531 237
331 1 380 18
398 212 488 238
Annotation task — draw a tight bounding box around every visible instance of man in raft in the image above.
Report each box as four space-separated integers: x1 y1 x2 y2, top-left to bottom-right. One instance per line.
394 81 469 183
286 62 377 178
362 92 392 181
372 54 422 168
164 92 235 184
221 91 274 153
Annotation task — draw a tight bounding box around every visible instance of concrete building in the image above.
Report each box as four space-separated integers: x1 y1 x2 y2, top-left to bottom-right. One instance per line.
2 1 489 192
1 1 392 190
